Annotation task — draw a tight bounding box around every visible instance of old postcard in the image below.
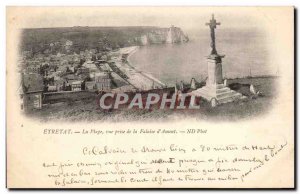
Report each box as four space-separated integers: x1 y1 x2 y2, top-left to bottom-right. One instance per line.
6 6 294 188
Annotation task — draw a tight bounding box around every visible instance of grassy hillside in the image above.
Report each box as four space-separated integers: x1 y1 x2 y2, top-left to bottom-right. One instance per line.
26 76 278 122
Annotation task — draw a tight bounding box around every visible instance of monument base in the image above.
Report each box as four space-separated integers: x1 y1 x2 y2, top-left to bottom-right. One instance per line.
190 84 245 106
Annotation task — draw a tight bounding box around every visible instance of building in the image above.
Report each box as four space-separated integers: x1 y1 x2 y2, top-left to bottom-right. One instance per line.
21 73 44 111
76 67 90 75
47 85 57 92
85 81 95 90
54 78 65 91
71 80 82 91
94 72 111 91
63 74 78 81
26 65 40 74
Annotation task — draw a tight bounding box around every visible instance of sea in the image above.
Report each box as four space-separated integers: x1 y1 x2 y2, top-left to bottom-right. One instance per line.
129 28 275 86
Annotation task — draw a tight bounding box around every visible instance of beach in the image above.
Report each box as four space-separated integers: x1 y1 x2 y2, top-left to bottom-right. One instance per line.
110 46 166 91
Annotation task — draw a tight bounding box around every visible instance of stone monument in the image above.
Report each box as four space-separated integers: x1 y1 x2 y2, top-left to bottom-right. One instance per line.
190 78 196 89
190 14 244 106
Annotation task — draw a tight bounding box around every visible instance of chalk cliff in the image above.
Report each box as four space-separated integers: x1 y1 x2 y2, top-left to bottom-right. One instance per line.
140 26 189 45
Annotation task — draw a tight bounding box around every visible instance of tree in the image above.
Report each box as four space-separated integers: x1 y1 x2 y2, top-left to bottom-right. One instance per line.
91 54 96 62
79 58 85 66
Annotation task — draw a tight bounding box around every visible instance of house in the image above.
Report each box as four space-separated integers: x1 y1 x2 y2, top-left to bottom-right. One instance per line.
53 78 65 91
85 81 95 90
47 85 57 92
22 73 44 111
64 74 78 81
68 66 75 73
71 80 82 91
26 65 40 74
76 67 90 75
94 72 111 91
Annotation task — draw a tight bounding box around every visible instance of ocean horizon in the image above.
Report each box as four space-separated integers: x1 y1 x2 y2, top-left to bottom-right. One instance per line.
129 28 274 86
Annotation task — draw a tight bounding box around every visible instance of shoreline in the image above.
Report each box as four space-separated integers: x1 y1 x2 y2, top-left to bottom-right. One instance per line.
126 46 139 63
112 46 277 91
113 46 166 90
126 46 166 87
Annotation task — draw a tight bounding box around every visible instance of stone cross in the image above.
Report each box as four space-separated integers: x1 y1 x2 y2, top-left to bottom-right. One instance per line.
206 14 221 55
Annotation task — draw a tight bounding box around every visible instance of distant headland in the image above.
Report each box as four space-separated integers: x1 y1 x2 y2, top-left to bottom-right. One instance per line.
20 26 189 55
140 25 189 45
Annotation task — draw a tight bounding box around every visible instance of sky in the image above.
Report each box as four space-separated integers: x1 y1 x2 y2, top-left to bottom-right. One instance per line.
7 6 288 35
7 6 293 67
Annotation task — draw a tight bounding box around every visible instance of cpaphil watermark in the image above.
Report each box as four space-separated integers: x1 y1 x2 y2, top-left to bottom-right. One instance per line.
97 92 201 110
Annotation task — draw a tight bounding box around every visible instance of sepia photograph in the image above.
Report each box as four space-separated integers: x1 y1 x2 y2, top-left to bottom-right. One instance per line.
16 8 280 122
6 6 295 189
